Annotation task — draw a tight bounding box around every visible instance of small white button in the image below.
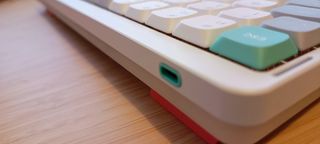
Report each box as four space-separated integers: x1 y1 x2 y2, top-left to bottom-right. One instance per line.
232 0 279 11
219 7 272 25
212 0 237 3
173 15 238 48
126 1 170 23
268 0 287 5
162 0 200 6
187 1 230 14
146 7 199 33
109 0 146 15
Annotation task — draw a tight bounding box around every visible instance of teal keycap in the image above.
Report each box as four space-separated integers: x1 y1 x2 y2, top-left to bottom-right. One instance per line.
210 26 298 70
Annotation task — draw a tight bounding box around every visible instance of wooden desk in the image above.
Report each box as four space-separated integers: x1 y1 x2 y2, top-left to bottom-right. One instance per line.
0 0 319 143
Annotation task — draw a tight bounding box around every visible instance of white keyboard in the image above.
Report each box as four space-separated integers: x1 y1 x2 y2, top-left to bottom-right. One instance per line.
41 0 320 143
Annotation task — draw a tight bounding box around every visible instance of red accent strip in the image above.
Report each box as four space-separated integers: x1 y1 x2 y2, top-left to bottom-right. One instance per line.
150 90 218 144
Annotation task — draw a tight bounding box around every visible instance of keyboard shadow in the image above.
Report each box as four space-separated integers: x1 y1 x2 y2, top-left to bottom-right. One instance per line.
41 8 207 144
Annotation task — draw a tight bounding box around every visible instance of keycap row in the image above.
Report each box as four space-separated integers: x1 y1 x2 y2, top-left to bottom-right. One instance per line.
108 0 285 48
99 0 320 49
89 0 320 70
110 0 283 15
91 0 287 16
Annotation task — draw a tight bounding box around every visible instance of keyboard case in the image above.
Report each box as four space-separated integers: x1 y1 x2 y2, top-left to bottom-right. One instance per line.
41 0 320 143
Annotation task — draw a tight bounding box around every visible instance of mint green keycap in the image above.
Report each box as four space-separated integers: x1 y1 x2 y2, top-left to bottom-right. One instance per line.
210 26 298 70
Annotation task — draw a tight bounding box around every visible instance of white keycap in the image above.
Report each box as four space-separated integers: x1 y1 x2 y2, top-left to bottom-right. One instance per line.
146 7 198 33
173 15 237 48
232 0 278 11
126 1 170 23
219 7 272 25
162 0 200 6
187 1 230 14
109 0 146 15
212 0 237 3
269 0 287 5
262 17 320 51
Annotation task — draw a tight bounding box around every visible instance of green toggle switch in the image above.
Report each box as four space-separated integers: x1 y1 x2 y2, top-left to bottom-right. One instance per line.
210 26 298 70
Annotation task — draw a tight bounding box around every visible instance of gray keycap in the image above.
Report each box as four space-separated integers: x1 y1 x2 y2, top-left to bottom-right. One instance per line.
272 5 320 22
262 16 320 51
287 0 320 9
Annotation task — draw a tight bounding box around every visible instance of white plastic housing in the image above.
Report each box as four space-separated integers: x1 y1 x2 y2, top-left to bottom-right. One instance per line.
41 0 320 143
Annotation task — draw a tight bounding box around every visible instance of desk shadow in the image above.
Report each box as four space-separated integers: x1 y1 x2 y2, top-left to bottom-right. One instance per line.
40 7 206 144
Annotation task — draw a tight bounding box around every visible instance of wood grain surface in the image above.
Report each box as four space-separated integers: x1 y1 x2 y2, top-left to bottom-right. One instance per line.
0 0 319 144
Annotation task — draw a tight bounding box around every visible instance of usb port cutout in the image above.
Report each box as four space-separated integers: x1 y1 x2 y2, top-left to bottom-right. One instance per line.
159 63 182 87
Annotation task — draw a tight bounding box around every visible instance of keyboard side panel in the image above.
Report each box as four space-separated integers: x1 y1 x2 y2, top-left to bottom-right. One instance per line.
41 0 320 130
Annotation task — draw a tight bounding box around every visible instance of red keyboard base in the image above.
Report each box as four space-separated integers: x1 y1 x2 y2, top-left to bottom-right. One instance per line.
150 90 218 144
